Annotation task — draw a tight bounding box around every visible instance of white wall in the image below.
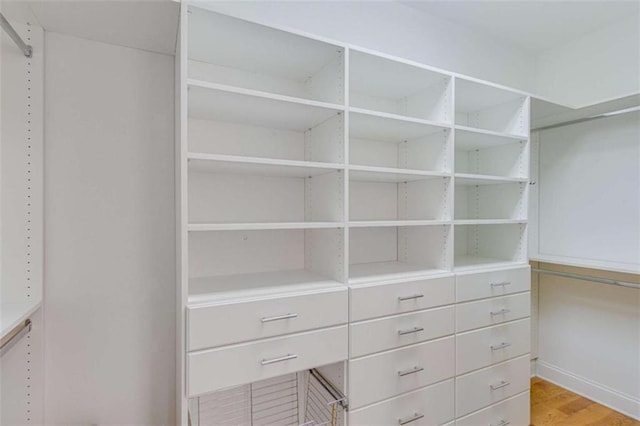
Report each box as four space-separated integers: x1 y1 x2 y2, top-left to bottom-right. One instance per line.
193 0 538 93
536 112 640 273
43 32 175 424
536 14 640 106
537 273 640 419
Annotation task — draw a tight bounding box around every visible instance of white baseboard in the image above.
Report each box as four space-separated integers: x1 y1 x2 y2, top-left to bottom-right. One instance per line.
535 360 640 421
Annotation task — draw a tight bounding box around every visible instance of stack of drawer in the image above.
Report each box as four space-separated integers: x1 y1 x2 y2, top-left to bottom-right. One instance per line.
185 288 349 397
348 274 456 426
455 266 531 425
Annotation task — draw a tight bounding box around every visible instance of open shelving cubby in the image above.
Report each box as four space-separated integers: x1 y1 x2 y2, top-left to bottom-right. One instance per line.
455 78 528 137
349 225 452 283
188 6 344 105
349 49 452 123
454 223 527 271
188 227 344 303
349 111 451 173
454 127 528 179
454 175 527 223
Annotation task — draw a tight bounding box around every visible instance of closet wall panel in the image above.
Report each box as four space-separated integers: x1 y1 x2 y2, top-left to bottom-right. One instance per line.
43 33 175 424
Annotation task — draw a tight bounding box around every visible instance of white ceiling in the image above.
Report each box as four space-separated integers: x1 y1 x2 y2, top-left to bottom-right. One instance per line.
401 0 640 53
3 0 180 55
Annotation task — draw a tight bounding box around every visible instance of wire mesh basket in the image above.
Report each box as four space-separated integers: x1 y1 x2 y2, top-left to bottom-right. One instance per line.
189 368 348 426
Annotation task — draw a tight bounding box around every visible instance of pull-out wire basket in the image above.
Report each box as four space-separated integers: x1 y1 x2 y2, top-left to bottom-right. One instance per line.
190 369 347 426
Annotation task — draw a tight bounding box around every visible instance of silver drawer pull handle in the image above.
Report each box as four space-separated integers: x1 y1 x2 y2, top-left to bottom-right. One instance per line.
490 308 511 316
490 420 511 426
398 326 424 336
398 412 424 425
490 342 511 350
398 294 424 301
490 380 511 390
491 281 511 287
261 313 298 323
398 366 424 377
261 353 297 365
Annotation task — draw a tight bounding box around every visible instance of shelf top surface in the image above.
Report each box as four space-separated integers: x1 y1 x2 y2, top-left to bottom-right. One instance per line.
350 165 449 182
349 220 450 228
188 80 343 132
350 109 449 141
349 261 450 284
189 6 342 82
455 173 527 185
188 269 344 305
455 126 527 149
453 255 527 272
188 153 344 178
188 222 344 231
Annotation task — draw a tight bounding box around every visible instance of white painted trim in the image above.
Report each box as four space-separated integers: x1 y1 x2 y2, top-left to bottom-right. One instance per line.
536 360 640 421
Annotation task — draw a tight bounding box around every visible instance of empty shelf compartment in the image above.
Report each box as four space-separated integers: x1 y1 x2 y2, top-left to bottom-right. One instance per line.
349 49 452 122
188 157 343 226
454 180 527 221
350 111 451 172
188 7 344 104
454 223 527 271
350 174 451 222
189 228 344 302
455 128 528 178
455 78 528 137
349 225 452 283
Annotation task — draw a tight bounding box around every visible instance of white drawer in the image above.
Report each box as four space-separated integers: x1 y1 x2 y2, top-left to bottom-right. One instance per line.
456 355 530 417
349 336 454 409
456 266 530 302
349 379 454 426
350 306 454 358
188 288 347 350
456 293 530 333
456 391 530 426
350 275 454 321
187 326 347 396
456 318 530 374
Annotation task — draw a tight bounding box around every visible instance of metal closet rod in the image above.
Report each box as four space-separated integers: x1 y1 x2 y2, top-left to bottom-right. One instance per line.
0 12 33 58
532 268 640 290
532 105 640 131
0 319 32 353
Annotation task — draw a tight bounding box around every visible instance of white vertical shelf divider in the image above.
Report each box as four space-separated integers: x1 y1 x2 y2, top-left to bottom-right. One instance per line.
178 5 530 425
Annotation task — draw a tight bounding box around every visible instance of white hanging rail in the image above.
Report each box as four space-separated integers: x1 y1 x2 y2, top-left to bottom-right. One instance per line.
532 268 640 290
0 12 32 57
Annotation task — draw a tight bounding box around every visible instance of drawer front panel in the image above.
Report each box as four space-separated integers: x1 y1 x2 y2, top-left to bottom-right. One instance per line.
456 355 530 417
456 292 530 333
188 288 347 350
349 379 454 426
457 391 530 426
350 276 454 322
456 318 530 374
188 326 348 396
349 336 455 409
456 266 530 302
350 306 454 358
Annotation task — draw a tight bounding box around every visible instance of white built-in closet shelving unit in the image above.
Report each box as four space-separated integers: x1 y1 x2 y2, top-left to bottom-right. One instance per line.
177 4 531 425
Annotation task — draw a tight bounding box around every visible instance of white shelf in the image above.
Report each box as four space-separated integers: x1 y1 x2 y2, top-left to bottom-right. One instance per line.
1 301 41 341
188 269 344 305
188 79 343 131
455 173 527 185
349 261 449 284
454 219 526 225
188 153 344 177
350 107 450 136
350 165 449 182
455 125 527 149
349 220 449 228
454 255 527 272
455 78 525 113
188 222 344 231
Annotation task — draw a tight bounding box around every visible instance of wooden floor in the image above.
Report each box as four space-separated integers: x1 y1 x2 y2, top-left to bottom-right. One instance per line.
531 378 640 426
